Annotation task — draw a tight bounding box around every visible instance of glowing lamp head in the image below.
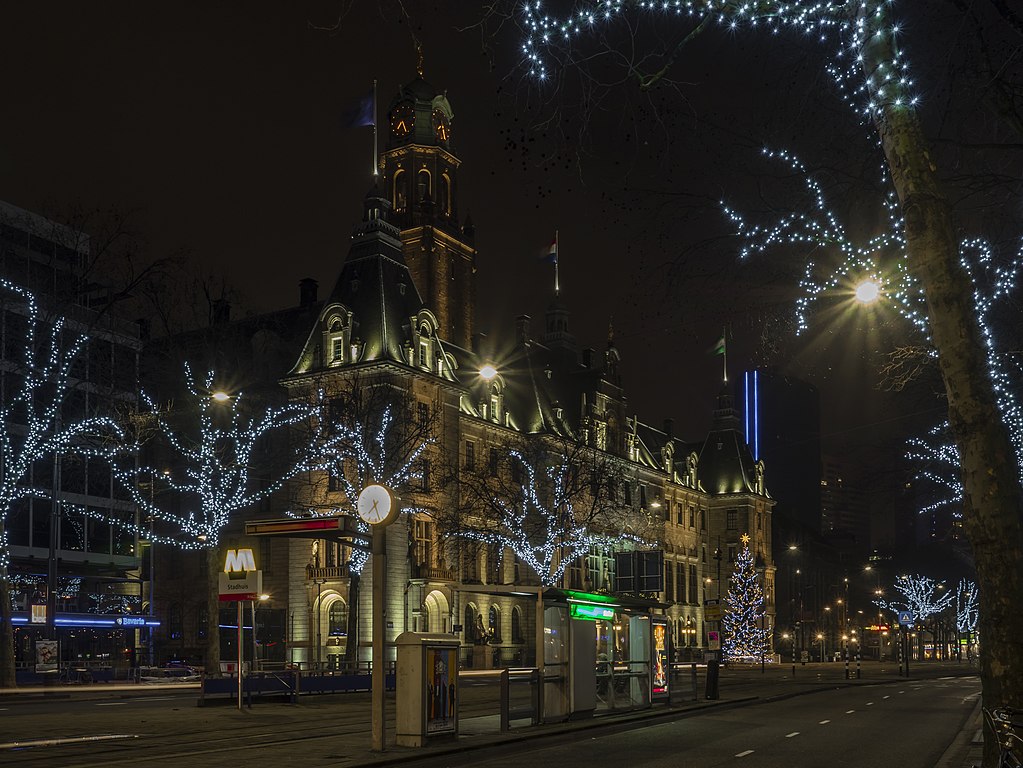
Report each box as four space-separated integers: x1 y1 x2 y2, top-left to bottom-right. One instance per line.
211 390 231 403
854 280 881 304
479 364 498 381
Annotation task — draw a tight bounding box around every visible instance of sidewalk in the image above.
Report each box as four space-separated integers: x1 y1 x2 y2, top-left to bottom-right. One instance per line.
1 660 981 767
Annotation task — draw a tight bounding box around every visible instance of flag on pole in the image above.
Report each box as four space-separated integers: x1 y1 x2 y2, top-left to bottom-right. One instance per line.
341 89 375 128
539 236 558 264
708 334 726 356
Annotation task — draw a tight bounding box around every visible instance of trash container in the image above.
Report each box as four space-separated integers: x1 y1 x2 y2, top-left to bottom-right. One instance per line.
705 658 720 700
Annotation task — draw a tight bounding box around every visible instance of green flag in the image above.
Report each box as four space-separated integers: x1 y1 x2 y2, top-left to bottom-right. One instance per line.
709 335 726 356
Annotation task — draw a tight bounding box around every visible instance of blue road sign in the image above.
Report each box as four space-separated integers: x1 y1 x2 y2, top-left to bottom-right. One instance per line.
897 611 914 626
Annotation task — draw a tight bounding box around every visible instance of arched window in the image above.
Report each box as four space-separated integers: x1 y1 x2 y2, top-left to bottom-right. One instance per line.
511 607 523 643
464 604 478 643
440 173 451 215
328 600 348 637
489 604 501 643
417 169 431 202
393 168 407 211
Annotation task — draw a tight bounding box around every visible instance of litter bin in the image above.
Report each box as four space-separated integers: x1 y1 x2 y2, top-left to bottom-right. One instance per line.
705 658 720 700
395 632 460 747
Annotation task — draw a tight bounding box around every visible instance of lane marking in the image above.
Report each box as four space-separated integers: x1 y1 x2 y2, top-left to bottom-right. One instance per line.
138 696 177 701
898 690 906 694
846 710 855 714
735 750 754 758
883 695 890 699
819 719 831 725
785 732 800 738
867 702 874 706
95 702 127 706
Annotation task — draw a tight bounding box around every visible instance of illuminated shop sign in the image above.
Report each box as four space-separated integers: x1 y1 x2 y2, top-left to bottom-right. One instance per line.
570 604 616 621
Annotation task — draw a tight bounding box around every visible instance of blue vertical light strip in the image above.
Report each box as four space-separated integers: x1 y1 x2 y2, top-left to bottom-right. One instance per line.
753 370 759 460
744 371 750 443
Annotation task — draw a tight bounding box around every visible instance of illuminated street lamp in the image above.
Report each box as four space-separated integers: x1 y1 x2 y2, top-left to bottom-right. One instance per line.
854 279 881 304
479 364 498 380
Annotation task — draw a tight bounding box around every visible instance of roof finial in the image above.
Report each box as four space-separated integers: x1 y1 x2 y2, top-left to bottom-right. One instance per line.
416 42 424 77
607 316 615 346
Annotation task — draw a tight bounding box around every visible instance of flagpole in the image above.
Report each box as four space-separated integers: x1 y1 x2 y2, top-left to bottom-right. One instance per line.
722 325 728 384
554 229 560 296
372 79 378 178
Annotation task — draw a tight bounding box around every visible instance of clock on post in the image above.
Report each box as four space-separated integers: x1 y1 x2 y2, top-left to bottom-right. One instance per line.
357 484 398 526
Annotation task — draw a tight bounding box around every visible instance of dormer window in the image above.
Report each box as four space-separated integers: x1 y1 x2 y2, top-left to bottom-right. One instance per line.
323 313 352 367
418 340 429 368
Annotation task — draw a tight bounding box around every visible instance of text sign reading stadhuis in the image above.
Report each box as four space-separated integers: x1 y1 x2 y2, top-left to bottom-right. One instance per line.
218 548 262 602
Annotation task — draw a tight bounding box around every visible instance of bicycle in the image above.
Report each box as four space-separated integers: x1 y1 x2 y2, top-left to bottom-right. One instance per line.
980 706 1023 768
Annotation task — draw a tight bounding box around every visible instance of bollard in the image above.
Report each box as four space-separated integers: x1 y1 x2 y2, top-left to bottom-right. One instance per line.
856 649 861 679
844 643 849 680
705 658 720 700
500 669 510 733
691 663 698 702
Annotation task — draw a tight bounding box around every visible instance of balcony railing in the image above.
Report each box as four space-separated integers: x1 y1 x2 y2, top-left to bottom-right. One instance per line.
306 564 350 581
413 564 457 582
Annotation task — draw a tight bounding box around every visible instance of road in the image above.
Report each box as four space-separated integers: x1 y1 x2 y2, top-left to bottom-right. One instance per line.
415 675 980 768
0 671 979 768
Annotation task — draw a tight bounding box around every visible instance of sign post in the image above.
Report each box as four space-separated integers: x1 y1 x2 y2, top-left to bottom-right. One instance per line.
357 484 399 753
219 548 262 710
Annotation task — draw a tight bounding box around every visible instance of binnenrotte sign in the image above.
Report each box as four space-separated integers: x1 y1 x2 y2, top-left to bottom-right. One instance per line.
218 548 262 602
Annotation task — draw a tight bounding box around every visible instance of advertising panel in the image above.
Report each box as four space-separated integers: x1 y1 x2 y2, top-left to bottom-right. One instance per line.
425 645 457 734
35 639 58 672
652 618 670 699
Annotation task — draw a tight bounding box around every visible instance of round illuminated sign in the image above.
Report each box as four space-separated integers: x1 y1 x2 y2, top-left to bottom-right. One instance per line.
356 484 396 526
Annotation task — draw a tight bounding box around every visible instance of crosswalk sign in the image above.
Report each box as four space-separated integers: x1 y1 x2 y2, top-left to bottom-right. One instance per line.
897 611 914 626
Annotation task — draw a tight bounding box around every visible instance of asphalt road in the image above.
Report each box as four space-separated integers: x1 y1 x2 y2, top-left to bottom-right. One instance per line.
0 668 979 768
414 675 980 768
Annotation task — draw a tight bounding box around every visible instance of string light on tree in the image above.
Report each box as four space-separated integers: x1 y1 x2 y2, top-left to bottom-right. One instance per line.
875 573 954 623
955 579 978 637
721 533 770 662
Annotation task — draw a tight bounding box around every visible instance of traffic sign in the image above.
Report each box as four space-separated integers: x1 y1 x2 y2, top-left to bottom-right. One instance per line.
704 599 723 621
897 611 914 626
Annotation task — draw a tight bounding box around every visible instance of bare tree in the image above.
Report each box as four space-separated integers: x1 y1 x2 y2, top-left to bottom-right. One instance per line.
286 374 436 667
108 365 321 674
435 434 644 588
0 281 121 687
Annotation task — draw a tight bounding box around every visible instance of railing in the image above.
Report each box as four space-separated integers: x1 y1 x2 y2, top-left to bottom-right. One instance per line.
413 564 457 581
306 564 349 580
458 667 542 729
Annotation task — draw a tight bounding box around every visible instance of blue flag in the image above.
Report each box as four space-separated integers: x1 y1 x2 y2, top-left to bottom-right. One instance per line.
342 90 374 128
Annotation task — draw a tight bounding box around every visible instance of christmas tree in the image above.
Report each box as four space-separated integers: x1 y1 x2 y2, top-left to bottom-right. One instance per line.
722 534 770 662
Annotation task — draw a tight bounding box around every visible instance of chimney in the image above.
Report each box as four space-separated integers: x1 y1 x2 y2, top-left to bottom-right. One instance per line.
663 418 674 438
515 315 531 344
212 298 231 326
299 278 318 308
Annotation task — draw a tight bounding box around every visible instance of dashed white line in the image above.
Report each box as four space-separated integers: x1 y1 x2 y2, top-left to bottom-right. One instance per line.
883 695 890 699
735 750 754 758
899 690 906 694
867 702 874 706
785 732 800 738
95 702 127 706
819 719 831 725
846 710 855 714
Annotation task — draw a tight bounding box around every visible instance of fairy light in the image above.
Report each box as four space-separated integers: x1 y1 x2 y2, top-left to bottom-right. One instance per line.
721 537 770 661
875 573 954 623
0 279 122 573
287 404 434 576
955 579 978 635
106 364 322 551
521 1 918 118
451 448 640 586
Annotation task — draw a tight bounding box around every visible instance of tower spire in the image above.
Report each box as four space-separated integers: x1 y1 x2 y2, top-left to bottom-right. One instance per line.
416 42 424 77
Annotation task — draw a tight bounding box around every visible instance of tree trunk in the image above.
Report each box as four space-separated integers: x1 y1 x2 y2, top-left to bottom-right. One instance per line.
862 6 1023 763
0 568 16 688
204 546 221 675
344 572 361 670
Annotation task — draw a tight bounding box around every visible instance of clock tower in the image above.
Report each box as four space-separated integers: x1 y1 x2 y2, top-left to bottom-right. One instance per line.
381 73 477 350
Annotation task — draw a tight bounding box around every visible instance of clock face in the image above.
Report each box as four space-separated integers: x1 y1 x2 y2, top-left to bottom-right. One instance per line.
357 484 395 525
432 109 451 142
390 104 413 137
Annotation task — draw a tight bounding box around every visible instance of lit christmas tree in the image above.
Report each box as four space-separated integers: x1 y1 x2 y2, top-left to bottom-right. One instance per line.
722 534 770 662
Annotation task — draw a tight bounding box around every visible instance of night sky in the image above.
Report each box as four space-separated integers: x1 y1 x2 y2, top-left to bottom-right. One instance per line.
3 1 1010 519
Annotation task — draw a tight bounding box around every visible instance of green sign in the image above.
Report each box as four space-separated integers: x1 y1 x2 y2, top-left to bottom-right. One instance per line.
570 604 616 621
